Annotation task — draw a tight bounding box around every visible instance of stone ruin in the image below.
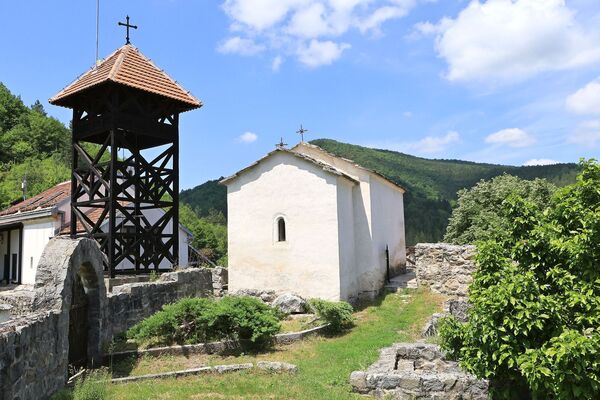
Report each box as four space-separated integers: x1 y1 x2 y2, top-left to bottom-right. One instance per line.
350 343 488 399
0 237 223 400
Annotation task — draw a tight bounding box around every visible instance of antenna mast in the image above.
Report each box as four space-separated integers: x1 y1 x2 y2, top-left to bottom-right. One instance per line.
95 0 100 65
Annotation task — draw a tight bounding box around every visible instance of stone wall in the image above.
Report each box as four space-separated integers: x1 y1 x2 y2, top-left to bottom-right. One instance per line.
414 243 477 298
0 237 223 400
0 311 69 400
350 343 488 399
106 268 214 337
211 267 228 297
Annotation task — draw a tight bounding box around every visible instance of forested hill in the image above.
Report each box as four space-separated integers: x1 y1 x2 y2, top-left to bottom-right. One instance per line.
0 83 71 207
312 139 578 244
181 139 578 245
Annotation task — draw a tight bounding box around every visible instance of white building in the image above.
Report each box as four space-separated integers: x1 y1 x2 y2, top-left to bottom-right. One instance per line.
222 142 406 302
0 181 192 285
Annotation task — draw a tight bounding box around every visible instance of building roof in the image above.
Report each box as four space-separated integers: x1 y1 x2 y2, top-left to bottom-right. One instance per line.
0 181 71 217
292 142 406 193
49 44 202 111
0 182 192 236
220 148 359 185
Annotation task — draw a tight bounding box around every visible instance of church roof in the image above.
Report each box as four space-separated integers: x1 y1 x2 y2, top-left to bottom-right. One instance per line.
291 142 406 193
49 44 202 111
220 148 359 185
0 181 71 218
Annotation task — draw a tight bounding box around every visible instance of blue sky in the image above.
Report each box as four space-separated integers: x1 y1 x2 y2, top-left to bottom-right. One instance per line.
1 0 599 190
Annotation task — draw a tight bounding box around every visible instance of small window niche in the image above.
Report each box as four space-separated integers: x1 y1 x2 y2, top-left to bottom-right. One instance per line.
276 217 286 242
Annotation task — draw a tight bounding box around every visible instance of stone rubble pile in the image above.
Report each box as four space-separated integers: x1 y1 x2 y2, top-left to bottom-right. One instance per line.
350 343 488 399
230 289 309 315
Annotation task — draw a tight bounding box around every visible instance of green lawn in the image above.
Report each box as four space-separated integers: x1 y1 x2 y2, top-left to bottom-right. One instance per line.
55 289 441 400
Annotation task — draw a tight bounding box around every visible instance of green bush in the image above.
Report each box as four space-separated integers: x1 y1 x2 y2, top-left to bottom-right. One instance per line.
308 299 354 333
127 296 280 347
439 159 600 399
72 369 110 400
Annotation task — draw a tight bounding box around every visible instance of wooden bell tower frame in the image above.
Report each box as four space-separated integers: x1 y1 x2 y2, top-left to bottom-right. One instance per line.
50 44 201 277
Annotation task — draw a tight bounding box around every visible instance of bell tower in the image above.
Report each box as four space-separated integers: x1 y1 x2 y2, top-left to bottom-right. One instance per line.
50 42 201 277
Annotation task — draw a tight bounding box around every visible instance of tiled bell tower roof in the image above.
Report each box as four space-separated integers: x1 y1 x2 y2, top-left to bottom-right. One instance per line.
49 44 202 111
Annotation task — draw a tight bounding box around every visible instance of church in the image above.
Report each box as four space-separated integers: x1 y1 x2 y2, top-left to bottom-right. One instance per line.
222 141 406 302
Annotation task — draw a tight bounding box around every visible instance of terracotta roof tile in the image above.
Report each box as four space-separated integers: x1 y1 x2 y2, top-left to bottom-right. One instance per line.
59 207 106 235
49 44 202 110
0 181 71 217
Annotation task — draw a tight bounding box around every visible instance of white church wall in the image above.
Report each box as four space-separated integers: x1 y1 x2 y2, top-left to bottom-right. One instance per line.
295 143 377 281
368 177 407 286
21 218 57 285
336 177 358 301
295 143 406 297
227 152 343 300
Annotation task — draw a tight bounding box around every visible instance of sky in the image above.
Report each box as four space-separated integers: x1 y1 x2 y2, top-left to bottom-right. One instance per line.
1 0 599 190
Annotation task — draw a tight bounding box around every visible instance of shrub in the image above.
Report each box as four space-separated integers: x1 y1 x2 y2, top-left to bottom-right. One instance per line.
72 369 110 400
308 299 354 333
213 296 281 344
127 296 280 348
439 160 600 399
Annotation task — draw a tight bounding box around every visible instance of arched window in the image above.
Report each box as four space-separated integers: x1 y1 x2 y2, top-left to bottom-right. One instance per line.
277 217 286 242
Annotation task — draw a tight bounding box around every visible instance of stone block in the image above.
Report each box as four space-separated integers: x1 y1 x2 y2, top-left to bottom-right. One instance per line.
256 361 298 373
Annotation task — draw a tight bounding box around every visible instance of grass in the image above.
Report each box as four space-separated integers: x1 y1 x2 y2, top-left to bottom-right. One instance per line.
53 289 442 400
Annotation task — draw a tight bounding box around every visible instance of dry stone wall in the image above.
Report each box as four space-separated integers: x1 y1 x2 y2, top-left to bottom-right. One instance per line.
414 243 477 298
106 268 213 336
0 311 68 400
350 343 488 399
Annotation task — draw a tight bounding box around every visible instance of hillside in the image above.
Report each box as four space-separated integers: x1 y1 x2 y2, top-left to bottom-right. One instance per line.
0 83 71 207
181 139 578 244
180 178 227 218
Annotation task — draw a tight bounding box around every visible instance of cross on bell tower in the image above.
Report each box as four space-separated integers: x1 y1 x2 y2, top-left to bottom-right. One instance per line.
118 15 138 45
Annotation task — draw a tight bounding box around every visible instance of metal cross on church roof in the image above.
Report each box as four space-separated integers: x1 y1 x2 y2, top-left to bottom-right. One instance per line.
275 137 288 149
297 124 308 142
118 15 138 45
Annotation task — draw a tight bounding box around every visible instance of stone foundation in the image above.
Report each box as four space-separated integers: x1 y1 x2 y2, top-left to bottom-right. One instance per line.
414 243 476 298
350 343 488 399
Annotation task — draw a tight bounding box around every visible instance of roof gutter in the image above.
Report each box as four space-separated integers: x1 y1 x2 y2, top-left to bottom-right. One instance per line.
0 207 57 226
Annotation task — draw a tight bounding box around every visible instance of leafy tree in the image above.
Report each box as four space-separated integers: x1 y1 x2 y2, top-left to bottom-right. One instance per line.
439 159 600 399
0 156 70 207
179 203 228 265
30 99 47 116
444 174 557 244
0 82 28 133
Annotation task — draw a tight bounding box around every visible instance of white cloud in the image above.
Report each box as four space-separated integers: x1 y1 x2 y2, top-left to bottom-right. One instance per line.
419 0 600 83
219 0 420 67
297 40 350 67
237 131 258 143
566 79 600 115
272 55 283 71
485 128 535 148
568 120 600 146
402 111 412 118
524 159 559 166
407 131 459 153
218 36 266 56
